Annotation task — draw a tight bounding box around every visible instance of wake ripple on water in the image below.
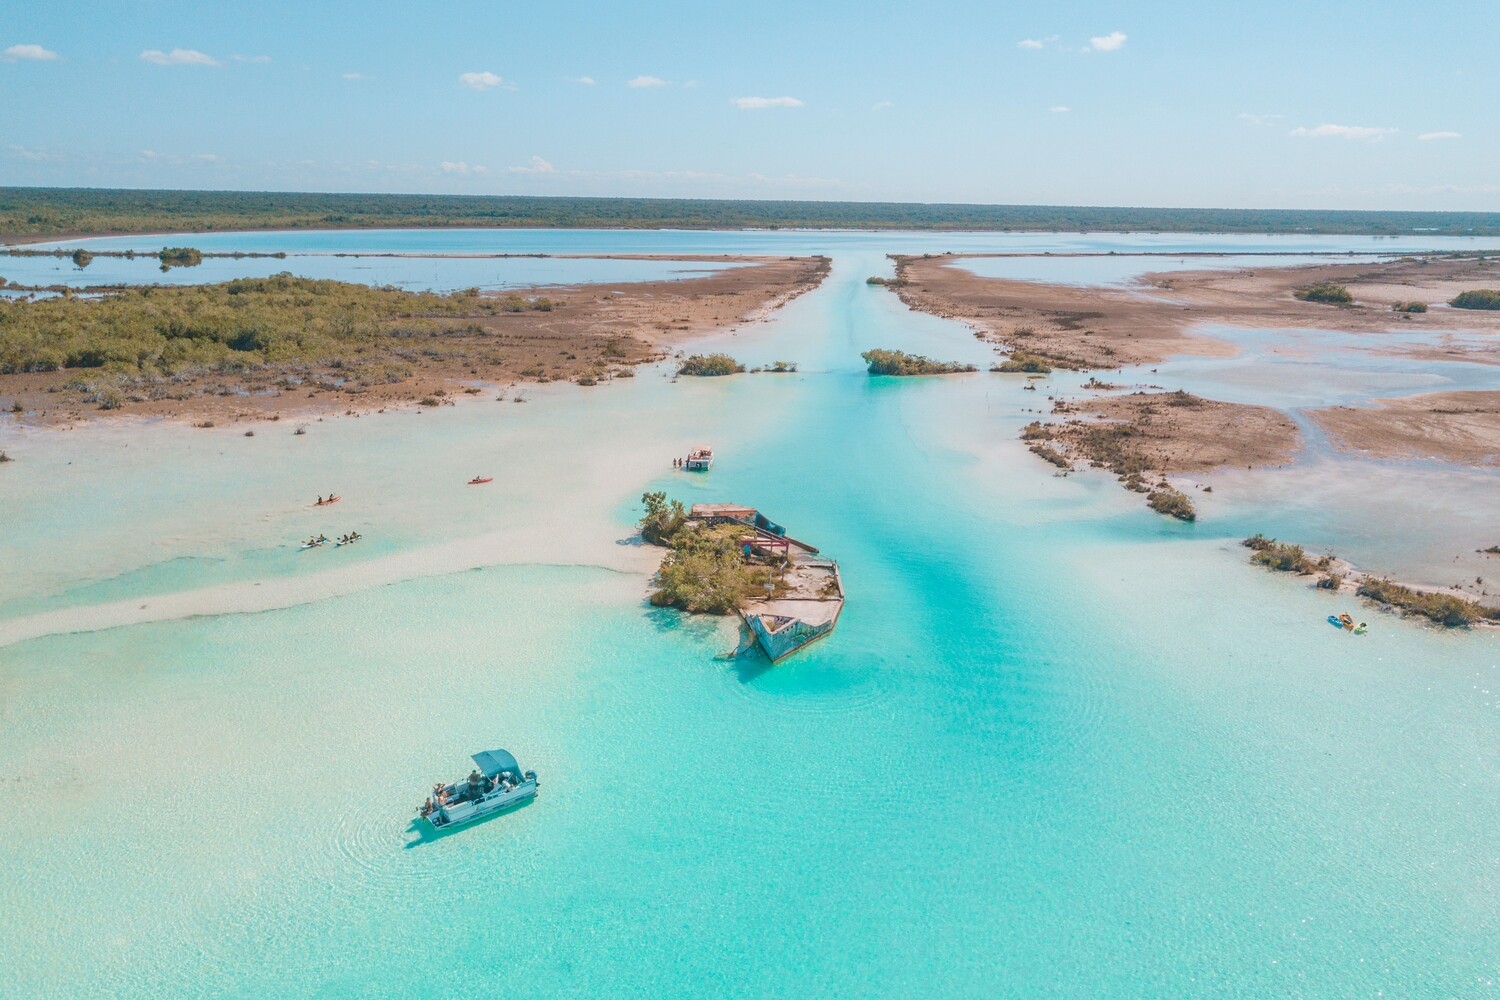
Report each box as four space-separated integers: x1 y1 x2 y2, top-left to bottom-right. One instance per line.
723 650 899 716
322 793 544 898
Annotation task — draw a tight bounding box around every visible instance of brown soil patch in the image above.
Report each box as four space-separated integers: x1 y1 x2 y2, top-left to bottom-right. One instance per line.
1027 390 1301 480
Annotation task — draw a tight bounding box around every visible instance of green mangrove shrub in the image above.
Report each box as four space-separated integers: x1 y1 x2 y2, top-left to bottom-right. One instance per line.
1147 486 1196 521
1355 577 1492 627
861 349 976 376
677 353 745 377
158 246 203 269
994 353 1053 374
1295 282 1352 305
1242 534 1330 574
1450 289 1500 310
640 491 687 546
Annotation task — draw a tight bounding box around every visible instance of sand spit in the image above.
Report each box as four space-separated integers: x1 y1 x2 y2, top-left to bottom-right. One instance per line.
0 510 660 649
0 255 829 428
1034 390 1302 476
1311 390 1500 466
890 252 1500 369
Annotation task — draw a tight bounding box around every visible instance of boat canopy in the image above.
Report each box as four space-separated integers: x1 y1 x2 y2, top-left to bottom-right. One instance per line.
471 748 522 778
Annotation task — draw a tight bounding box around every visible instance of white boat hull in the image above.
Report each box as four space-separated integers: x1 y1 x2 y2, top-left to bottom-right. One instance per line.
425 778 538 829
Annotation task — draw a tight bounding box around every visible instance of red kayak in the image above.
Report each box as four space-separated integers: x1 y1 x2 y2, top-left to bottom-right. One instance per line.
468 477 493 485
315 495 341 506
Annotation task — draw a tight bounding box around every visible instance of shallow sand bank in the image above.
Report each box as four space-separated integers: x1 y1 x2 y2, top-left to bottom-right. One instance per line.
1311 390 1500 466
1039 390 1302 475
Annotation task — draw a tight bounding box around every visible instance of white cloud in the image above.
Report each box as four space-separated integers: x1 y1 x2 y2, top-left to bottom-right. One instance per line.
731 96 803 109
1087 31 1127 52
508 156 556 175
139 48 219 67
562 167 842 192
232 54 271 64
1017 38 1045 49
1238 112 1282 126
341 72 370 81
1381 182 1500 196
872 100 895 111
1419 131 1462 141
1049 105 1070 113
7 144 61 162
459 70 506 91
2 43 59 62
1289 123 1396 140
628 75 667 88
440 161 487 175
567 75 596 85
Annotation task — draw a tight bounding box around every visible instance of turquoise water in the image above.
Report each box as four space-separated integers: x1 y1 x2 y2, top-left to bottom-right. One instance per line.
3 235 1499 997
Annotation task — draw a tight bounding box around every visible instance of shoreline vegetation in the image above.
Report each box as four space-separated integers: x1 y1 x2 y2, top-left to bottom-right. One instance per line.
0 255 829 424
1243 535 1499 627
7 188 1500 241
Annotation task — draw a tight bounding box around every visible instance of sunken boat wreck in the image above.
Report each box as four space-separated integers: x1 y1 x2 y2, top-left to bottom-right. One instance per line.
688 503 846 662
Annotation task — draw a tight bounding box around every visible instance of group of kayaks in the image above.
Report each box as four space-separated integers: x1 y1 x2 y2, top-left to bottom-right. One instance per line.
301 532 362 550
298 477 492 548
1327 612 1368 635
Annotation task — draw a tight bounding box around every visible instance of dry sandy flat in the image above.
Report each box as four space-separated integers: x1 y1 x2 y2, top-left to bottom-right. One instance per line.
1311 391 1500 466
1042 391 1302 475
1 255 829 427
892 253 1500 368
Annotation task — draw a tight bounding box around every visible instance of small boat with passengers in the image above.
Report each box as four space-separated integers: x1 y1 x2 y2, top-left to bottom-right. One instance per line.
418 748 538 830
684 446 714 472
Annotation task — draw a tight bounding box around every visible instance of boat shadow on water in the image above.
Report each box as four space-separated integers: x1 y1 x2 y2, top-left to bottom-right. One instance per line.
401 796 536 850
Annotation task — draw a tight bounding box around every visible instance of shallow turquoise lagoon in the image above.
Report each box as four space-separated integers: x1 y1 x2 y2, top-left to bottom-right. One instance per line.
2 234 1498 997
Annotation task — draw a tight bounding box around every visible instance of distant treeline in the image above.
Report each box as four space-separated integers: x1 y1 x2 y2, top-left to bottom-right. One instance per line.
4 187 1500 238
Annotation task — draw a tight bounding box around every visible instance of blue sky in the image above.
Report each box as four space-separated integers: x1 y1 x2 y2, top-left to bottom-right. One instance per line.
2 1 1495 209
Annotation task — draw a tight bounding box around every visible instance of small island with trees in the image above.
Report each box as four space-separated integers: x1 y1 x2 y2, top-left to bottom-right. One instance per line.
639 493 844 662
